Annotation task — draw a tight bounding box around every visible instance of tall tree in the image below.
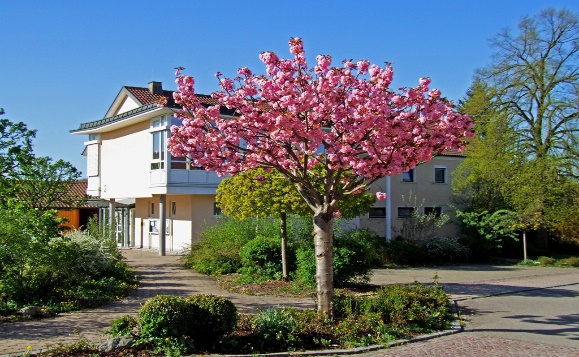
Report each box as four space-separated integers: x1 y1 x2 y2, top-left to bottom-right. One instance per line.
216 167 375 279
0 112 36 180
168 38 473 317
478 8 579 177
452 82 520 212
0 108 83 210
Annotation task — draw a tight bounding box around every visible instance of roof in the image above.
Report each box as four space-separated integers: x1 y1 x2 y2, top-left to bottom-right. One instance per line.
437 148 468 157
54 181 93 209
71 87 234 134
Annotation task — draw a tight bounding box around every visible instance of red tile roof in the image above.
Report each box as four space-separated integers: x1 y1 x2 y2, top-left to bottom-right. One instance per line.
438 148 468 157
125 86 174 106
125 87 222 107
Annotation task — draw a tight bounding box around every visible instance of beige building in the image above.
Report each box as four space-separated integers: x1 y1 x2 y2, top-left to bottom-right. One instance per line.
71 82 233 254
362 151 465 241
72 82 464 254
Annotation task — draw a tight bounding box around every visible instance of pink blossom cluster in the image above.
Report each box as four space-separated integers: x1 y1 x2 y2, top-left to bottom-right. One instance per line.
168 38 473 189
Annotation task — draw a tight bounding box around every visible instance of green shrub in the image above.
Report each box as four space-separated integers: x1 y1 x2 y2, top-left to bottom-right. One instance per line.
562 256 579 267
185 294 238 345
423 237 469 264
111 295 237 354
333 290 365 318
367 283 452 331
384 237 425 265
295 236 372 287
341 228 386 268
251 307 300 350
0 213 135 312
537 256 557 266
138 295 206 351
238 235 294 282
107 315 138 337
185 217 279 275
334 312 395 347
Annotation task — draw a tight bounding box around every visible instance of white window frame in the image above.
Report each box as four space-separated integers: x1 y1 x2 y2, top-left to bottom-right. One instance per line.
150 115 171 170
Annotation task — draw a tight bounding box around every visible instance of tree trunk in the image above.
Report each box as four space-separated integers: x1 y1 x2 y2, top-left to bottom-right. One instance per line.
523 231 528 261
312 210 334 319
280 211 289 281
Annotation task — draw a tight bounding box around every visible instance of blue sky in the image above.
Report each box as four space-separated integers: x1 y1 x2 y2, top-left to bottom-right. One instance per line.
1 0 578 177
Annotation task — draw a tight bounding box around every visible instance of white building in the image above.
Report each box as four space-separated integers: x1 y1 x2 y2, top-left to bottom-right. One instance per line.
72 82 464 254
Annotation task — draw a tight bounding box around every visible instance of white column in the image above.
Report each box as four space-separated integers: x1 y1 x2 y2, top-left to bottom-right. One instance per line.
109 199 116 242
159 195 166 256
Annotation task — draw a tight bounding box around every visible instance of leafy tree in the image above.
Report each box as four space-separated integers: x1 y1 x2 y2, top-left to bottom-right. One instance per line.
6 156 83 210
216 167 375 279
168 38 473 317
0 112 36 182
0 108 83 210
452 82 519 213
478 8 579 176
454 9 579 247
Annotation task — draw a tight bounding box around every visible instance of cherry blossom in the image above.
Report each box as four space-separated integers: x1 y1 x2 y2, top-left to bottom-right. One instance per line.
167 38 473 317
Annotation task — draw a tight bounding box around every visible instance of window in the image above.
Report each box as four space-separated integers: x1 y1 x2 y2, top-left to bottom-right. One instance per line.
434 167 446 183
152 116 168 128
151 130 166 170
213 202 222 217
368 207 386 219
402 168 415 182
170 202 177 217
88 133 100 141
150 202 155 216
170 154 188 169
397 207 416 218
424 207 442 217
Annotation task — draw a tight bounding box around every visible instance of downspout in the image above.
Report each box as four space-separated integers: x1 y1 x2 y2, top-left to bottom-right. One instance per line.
386 176 392 241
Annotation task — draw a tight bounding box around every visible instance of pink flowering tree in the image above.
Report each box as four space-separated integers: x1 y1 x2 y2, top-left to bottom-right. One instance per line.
168 38 474 317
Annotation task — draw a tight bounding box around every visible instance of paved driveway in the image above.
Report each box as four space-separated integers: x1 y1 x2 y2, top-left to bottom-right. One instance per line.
1 249 578 356
364 265 579 356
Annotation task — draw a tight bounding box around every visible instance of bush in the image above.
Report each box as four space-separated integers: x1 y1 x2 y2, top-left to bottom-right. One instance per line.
295 236 372 287
185 217 279 275
107 315 138 337
185 294 238 345
562 256 579 267
384 237 425 265
366 283 452 331
238 235 295 282
136 294 238 353
341 228 386 268
366 283 452 330
537 256 557 266
251 307 300 350
139 295 202 339
0 211 135 313
423 237 469 264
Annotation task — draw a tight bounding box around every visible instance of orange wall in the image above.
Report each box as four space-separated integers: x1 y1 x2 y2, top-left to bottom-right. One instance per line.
58 209 80 231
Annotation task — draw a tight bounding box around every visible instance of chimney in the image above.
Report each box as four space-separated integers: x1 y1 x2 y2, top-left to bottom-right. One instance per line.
148 81 163 95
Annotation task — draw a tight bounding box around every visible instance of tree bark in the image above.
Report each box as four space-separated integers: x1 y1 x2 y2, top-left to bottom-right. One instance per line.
280 211 289 281
312 210 334 319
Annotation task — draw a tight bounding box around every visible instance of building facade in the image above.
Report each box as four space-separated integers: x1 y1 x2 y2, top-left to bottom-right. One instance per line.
72 82 464 254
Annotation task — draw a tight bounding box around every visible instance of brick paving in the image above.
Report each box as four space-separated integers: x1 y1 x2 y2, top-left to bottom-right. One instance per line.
1 248 578 356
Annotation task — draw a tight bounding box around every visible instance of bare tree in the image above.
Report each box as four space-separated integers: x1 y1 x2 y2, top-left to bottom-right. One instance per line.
479 8 579 177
